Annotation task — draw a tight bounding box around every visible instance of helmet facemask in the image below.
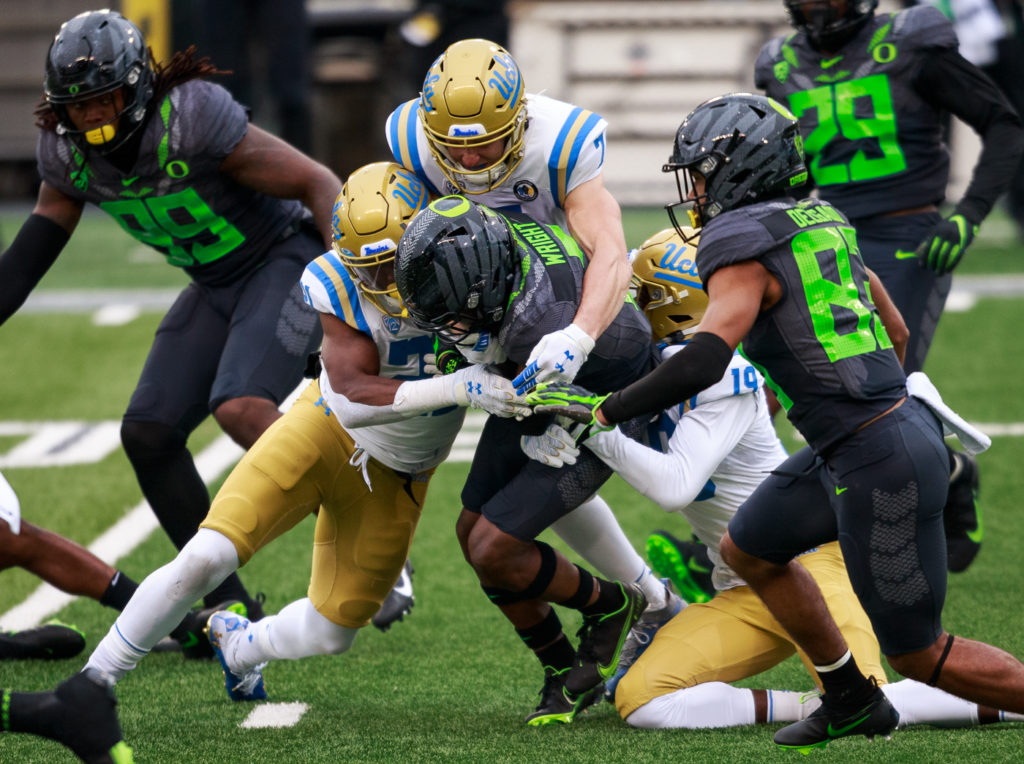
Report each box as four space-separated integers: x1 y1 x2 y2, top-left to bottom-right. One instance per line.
784 0 878 51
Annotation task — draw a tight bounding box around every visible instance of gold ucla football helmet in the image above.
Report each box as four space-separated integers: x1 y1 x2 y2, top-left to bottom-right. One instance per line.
331 162 430 317
631 228 707 343
418 38 527 193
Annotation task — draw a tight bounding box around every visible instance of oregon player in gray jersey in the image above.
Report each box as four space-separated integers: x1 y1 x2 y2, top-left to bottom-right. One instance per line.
757 0 1024 573
529 93 1024 753
395 197 653 723
0 10 342 636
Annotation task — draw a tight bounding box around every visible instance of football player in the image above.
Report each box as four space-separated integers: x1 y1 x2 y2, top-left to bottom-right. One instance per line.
528 93 1024 752
394 196 661 724
756 0 1024 572
0 10 343 623
525 229 1023 733
385 36 679 647
0 162 524 762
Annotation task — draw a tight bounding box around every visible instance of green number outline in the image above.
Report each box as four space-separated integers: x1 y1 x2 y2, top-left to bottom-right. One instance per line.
788 73 906 185
791 225 893 362
100 188 244 267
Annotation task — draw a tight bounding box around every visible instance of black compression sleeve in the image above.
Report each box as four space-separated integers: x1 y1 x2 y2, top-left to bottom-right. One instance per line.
600 331 734 424
0 214 70 325
914 47 1024 224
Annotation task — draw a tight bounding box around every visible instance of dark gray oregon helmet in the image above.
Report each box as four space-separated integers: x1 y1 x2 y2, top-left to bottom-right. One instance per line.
44 9 154 153
784 0 878 51
663 93 807 237
395 196 518 342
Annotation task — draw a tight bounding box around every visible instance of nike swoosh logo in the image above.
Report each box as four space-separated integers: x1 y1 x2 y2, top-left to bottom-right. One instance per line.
121 176 138 186
688 559 711 575
828 712 871 737
391 570 413 598
895 249 918 260
835 485 849 495
967 506 984 543
821 56 843 68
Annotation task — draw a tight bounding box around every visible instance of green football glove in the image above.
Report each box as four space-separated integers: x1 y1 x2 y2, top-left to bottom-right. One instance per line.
526 382 612 433
915 213 979 276
425 335 470 376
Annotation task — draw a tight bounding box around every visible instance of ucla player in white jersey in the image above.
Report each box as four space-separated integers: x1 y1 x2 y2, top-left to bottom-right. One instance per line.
385 39 681 659
528 229 1024 734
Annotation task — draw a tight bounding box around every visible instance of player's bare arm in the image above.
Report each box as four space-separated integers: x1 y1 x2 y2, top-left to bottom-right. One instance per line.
219 124 342 247
865 267 909 365
319 313 403 406
563 174 632 340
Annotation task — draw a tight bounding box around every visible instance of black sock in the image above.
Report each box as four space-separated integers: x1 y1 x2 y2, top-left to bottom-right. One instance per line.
816 652 875 703
579 578 625 617
99 571 138 612
516 609 574 673
535 636 576 674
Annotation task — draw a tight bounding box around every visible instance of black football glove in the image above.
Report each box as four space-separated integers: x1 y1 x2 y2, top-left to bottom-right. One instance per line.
915 213 979 276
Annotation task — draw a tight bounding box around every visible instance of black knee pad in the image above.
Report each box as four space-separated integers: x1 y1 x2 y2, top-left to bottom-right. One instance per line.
120 419 186 463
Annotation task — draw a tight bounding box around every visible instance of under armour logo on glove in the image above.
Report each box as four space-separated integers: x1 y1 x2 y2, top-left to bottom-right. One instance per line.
452 364 532 418
467 382 482 396
513 324 595 394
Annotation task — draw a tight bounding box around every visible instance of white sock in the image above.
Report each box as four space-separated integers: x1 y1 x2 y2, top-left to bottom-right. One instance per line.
626 682 756 729
882 678 995 728
86 529 239 681
765 689 821 722
232 597 358 673
550 495 667 610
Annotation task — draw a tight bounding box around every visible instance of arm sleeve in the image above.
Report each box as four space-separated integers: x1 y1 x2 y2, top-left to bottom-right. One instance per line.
914 47 1024 223
599 331 734 424
586 395 755 511
0 214 71 325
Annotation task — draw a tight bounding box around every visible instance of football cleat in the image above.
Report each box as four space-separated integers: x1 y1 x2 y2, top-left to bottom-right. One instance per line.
151 600 249 659
524 668 604 726
206 611 266 702
29 668 134 763
0 620 85 661
565 583 646 700
372 560 415 632
944 451 982 573
604 580 684 703
646 530 716 604
774 678 899 753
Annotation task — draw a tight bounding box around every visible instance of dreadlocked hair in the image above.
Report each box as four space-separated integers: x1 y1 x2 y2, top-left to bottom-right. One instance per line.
34 45 230 132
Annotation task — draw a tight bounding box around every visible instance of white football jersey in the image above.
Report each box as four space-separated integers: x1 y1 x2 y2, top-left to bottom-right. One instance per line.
300 251 465 474
385 93 608 227
586 345 788 591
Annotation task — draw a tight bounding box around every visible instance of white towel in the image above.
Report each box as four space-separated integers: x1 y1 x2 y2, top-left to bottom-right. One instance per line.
906 371 991 455
0 469 21 534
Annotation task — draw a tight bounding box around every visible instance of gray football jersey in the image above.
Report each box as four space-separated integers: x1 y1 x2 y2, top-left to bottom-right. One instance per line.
755 6 957 219
697 199 906 453
37 79 306 285
498 212 654 394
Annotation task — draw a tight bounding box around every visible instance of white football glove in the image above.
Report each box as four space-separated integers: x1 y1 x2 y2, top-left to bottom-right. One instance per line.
520 422 580 468
452 364 532 419
513 323 596 394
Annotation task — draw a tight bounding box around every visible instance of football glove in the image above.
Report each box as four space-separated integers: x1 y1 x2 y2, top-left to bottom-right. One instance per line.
520 422 580 468
525 382 614 435
424 336 470 376
452 365 532 419
915 213 979 276
513 323 595 394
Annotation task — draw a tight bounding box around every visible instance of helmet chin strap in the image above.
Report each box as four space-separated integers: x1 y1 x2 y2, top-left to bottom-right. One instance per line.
85 124 116 145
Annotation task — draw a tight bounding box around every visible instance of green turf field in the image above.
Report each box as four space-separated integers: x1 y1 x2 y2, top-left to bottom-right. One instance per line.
1 209 1022 762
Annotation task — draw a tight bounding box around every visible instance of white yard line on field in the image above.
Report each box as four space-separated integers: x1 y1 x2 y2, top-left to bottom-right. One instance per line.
0 435 244 630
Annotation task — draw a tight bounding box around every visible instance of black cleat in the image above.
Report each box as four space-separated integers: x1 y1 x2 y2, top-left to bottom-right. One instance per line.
565 583 646 699
34 668 134 763
774 679 899 753
944 451 982 573
524 667 604 726
151 600 248 659
372 560 415 632
646 530 716 603
0 620 86 660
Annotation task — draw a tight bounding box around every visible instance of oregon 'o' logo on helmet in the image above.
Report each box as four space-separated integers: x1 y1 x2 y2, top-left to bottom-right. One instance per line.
513 180 538 202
